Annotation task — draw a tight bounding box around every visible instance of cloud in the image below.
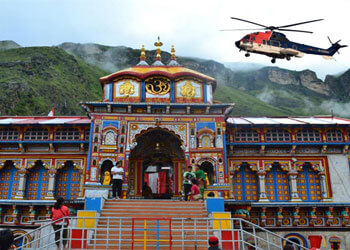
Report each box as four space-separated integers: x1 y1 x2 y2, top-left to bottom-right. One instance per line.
319 100 350 117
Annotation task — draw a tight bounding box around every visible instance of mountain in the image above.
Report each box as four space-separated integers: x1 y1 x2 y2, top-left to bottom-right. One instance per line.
0 40 21 50
0 40 349 117
58 42 350 117
0 46 106 116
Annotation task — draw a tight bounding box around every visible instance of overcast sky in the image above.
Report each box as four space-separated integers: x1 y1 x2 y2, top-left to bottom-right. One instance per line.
1 0 349 79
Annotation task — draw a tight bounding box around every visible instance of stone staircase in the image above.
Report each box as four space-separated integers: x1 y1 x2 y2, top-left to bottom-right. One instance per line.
88 199 211 249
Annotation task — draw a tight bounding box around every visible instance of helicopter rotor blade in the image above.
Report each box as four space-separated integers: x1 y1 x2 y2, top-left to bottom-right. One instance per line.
277 28 313 34
327 36 333 44
220 28 265 31
278 19 324 29
230 17 268 28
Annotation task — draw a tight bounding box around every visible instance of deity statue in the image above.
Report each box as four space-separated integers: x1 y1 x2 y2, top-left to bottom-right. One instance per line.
103 171 111 185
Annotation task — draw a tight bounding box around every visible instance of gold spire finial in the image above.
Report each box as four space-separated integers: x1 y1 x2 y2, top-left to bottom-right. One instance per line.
154 36 163 61
140 44 146 61
171 45 176 61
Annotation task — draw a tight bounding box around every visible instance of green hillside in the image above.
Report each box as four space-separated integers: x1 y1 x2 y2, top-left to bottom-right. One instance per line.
0 46 107 116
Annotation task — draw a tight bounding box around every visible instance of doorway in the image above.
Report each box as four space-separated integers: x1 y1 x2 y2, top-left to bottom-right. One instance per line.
129 128 185 199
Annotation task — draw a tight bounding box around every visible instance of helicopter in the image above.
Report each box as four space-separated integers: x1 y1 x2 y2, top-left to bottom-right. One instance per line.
223 17 347 63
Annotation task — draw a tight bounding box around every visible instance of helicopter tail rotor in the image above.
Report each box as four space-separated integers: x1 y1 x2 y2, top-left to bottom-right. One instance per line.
327 36 348 55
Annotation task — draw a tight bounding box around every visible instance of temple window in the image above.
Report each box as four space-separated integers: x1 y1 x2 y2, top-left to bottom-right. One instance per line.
95 125 99 133
24 128 49 140
234 129 259 142
85 129 90 141
103 131 116 145
296 129 321 142
266 163 290 201
55 128 80 140
190 128 195 136
232 163 258 201
200 135 212 148
265 129 291 142
297 163 322 201
326 129 343 142
0 128 19 140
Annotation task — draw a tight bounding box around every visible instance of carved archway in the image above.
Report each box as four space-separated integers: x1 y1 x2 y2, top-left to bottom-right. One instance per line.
128 123 188 151
129 128 185 198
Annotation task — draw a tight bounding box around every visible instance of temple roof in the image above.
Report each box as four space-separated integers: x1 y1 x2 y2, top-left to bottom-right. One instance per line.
99 38 216 89
99 65 216 85
0 116 90 125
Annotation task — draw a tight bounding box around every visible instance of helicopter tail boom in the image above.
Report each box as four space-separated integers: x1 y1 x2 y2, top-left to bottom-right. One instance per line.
326 37 348 56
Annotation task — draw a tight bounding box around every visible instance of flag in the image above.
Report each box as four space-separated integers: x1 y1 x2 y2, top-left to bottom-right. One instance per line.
48 107 55 117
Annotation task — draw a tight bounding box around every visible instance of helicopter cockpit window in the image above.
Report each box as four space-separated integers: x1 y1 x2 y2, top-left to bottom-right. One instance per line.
243 35 250 40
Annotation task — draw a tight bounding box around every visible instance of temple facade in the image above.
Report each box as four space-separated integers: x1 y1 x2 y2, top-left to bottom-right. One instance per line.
1 39 350 248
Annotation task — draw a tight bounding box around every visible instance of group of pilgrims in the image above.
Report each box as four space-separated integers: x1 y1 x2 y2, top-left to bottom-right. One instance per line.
183 165 207 201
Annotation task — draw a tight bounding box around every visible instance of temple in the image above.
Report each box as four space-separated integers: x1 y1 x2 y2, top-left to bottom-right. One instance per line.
1 39 349 248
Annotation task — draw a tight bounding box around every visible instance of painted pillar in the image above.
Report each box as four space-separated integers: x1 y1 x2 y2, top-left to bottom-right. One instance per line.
319 173 328 200
78 169 84 197
45 169 57 200
14 168 28 200
288 171 301 201
230 175 235 200
257 170 269 202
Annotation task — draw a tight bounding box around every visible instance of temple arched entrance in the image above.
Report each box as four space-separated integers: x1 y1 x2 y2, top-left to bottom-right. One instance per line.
128 128 185 199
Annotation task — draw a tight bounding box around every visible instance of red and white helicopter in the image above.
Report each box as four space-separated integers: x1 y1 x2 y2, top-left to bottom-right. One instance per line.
223 17 347 63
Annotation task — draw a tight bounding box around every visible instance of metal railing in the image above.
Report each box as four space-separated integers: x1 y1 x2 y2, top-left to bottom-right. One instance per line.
15 217 308 250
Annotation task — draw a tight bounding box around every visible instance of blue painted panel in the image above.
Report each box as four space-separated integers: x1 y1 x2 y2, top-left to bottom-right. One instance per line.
206 198 225 213
102 120 119 129
266 166 290 202
109 82 113 101
87 121 94 171
141 80 145 102
223 133 227 175
26 164 48 200
196 122 215 131
203 81 207 103
170 80 175 102
85 197 102 212
56 161 81 200
0 164 19 200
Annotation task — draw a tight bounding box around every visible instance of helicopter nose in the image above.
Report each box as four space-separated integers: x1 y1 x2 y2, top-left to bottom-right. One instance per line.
235 41 241 48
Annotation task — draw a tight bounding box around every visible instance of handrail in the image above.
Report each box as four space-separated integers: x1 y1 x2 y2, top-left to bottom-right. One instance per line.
14 216 308 250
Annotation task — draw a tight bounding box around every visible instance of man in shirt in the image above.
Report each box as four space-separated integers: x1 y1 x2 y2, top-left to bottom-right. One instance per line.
183 166 196 201
195 164 206 198
111 161 124 199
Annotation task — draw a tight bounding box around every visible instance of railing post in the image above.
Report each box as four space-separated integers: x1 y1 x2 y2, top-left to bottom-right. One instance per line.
107 217 110 250
181 218 184 250
194 218 197 250
239 219 244 250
